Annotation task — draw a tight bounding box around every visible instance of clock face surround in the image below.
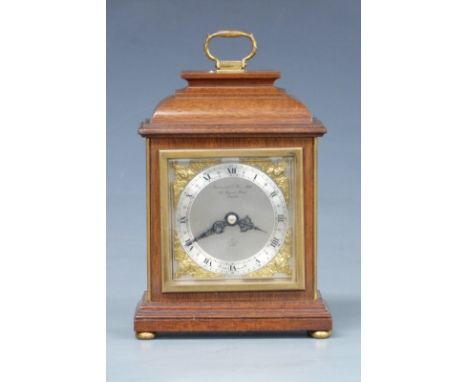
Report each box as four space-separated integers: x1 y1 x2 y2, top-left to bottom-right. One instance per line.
158 147 305 292
175 163 289 276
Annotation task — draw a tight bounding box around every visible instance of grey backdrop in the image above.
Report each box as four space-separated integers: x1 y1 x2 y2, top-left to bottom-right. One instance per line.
107 0 360 381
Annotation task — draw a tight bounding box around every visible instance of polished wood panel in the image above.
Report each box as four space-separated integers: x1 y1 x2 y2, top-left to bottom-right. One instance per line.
148 137 315 303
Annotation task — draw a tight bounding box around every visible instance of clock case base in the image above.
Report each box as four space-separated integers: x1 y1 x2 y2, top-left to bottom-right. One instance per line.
134 291 332 335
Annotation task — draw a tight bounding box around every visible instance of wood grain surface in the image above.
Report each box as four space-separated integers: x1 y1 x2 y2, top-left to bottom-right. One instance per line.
134 70 332 334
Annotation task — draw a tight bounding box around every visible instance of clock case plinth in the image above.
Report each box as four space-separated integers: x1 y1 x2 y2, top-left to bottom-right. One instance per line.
135 71 332 337
135 291 331 334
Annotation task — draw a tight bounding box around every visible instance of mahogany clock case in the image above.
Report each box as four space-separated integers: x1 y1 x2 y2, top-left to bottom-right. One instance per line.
134 71 333 334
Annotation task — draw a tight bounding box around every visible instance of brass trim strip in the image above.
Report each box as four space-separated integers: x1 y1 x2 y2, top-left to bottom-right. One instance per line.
313 137 318 300
295 147 305 290
146 138 152 301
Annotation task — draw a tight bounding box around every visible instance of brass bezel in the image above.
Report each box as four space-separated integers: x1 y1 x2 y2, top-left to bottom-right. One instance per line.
159 147 305 292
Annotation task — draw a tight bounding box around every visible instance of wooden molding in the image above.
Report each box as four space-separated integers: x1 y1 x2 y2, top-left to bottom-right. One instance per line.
138 71 326 138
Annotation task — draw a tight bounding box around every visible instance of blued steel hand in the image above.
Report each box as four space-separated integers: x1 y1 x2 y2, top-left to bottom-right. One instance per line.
193 220 227 242
238 215 267 233
194 213 266 243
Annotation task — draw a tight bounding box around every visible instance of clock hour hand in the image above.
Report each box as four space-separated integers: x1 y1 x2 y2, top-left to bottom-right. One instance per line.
238 215 267 233
194 220 227 242
193 214 265 243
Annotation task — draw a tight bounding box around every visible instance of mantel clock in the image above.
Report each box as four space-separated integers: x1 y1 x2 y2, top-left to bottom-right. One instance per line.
134 30 333 339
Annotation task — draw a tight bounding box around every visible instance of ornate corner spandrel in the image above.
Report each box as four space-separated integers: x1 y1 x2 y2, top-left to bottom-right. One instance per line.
173 233 220 279
247 230 292 278
171 160 220 205
243 160 290 202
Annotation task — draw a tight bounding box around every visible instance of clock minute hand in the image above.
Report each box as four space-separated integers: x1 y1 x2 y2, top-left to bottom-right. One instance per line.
194 220 227 242
238 215 266 233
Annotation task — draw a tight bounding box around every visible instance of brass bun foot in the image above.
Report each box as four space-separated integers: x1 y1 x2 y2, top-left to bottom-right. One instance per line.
308 330 332 339
135 331 157 340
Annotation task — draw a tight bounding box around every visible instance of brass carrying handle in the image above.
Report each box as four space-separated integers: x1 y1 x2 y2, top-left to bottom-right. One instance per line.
204 30 257 72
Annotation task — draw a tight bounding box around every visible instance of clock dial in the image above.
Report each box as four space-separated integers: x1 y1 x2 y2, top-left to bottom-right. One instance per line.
160 148 304 292
175 163 289 275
